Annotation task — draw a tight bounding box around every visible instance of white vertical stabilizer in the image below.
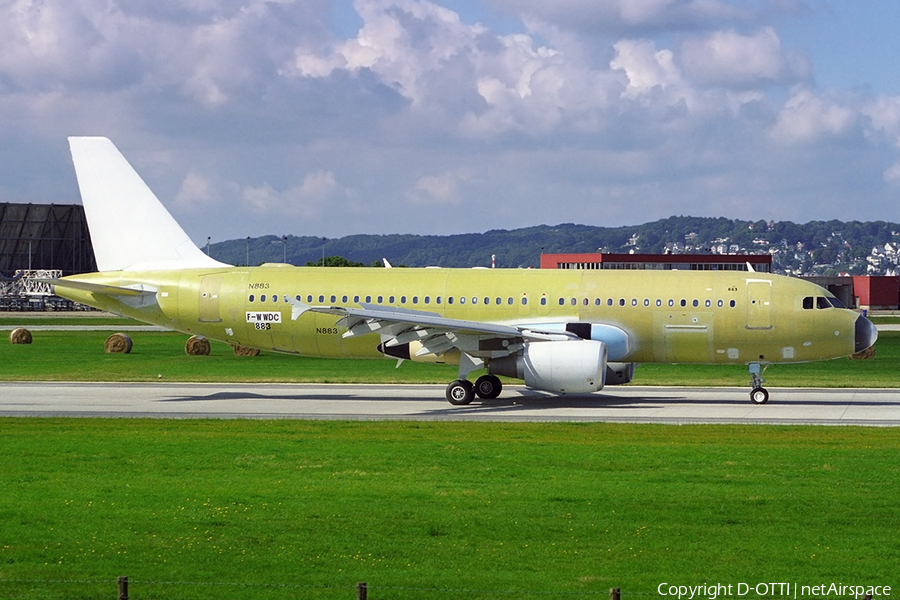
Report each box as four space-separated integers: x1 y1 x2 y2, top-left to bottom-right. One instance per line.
69 136 230 272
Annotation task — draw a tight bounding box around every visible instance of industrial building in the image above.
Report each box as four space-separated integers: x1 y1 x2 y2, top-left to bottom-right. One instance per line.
0 203 97 310
540 252 900 312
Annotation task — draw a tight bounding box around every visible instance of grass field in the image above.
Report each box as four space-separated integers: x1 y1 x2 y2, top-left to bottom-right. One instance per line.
1 420 898 599
2 323 900 387
2 317 898 599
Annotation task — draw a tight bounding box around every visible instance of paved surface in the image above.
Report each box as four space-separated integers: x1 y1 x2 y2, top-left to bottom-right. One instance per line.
2 382 899 425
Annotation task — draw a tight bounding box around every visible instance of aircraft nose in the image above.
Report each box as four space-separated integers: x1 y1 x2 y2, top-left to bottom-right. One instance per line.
855 314 878 353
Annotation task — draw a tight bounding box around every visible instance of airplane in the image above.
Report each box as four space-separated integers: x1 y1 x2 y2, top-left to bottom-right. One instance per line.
47 137 878 406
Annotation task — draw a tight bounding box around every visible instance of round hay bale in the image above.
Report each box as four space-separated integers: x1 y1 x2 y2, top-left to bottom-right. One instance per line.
849 345 876 360
185 335 211 356
104 333 133 354
10 327 32 345
231 344 260 357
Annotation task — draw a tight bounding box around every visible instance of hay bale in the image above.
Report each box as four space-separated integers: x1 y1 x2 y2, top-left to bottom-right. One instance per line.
849 346 876 360
10 327 32 345
231 344 260 357
185 335 211 356
104 333 133 354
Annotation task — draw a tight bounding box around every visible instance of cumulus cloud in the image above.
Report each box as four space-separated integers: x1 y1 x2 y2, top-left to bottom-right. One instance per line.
175 171 214 209
678 27 807 88
3 0 900 239
486 0 756 35
771 89 857 143
243 171 340 217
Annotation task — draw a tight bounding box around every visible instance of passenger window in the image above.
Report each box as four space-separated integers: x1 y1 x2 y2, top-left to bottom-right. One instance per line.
448 297 454 305
644 299 650 307
730 300 736 308
559 298 565 306
717 299 723 308
619 299 625 307
668 299 674 307
342 295 348 303
495 297 501 305
692 299 699 308
541 297 547 306
607 298 613 306
583 298 589 306
508 298 513 305
249 295 255 302
389 296 395 303
705 299 711 308
595 298 602 306
656 299 662 307
460 297 466 304
571 298 577 306
307 295 313 303
521 297 528 305
484 297 489 305
330 295 336 303
261 294 267 302
425 297 431 304
377 296 383 304
354 295 360 303
413 297 419 304
295 295 302 302
365 295 372 303
631 299 637 307
680 299 687 307
401 296 406 303
436 297 442 304
471 297 477 304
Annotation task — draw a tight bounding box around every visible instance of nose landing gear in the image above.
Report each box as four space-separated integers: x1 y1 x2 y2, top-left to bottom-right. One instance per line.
749 362 769 404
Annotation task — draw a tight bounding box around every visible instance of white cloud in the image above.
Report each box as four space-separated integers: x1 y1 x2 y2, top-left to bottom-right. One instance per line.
771 89 857 143
678 27 803 87
175 171 214 209
242 171 339 217
610 39 682 97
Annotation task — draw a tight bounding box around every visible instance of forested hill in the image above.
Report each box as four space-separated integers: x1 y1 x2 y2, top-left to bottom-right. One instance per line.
209 216 900 274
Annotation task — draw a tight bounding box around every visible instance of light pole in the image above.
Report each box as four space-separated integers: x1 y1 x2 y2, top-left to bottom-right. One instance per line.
206 236 211 256
282 236 287 263
246 237 250 266
322 237 327 267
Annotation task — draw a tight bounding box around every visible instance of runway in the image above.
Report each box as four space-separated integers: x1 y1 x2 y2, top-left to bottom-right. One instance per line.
2 382 899 425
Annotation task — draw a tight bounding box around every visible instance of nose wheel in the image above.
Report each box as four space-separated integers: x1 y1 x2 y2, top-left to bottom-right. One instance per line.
750 387 769 404
748 363 769 404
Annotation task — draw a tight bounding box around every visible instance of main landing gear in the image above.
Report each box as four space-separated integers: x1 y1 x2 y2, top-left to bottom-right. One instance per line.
445 375 502 405
749 362 769 405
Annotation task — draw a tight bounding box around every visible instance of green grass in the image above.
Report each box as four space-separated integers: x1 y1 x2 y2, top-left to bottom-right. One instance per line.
2 328 899 388
1 420 898 599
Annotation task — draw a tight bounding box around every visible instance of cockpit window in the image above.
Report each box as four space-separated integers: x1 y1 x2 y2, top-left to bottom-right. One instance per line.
828 296 844 308
805 295 839 309
803 296 813 310
816 296 831 309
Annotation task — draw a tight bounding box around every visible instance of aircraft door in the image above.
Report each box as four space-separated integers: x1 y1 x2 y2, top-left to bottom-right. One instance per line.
746 280 772 330
198 275 223 323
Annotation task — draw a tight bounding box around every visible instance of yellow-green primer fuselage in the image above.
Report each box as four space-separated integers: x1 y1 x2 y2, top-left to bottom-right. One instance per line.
57 266 861 366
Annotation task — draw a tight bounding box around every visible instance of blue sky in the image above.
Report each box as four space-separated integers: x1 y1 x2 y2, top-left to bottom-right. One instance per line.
2 0 900 244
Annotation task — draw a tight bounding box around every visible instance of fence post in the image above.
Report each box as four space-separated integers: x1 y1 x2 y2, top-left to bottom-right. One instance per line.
610 587 621 600
117 576 128 600
357 581 367 600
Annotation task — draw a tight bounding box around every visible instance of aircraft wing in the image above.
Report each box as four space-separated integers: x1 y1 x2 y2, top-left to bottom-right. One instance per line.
292 300 578 360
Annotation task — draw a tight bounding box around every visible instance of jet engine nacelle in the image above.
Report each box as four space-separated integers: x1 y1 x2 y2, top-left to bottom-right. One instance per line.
489 340 607 394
